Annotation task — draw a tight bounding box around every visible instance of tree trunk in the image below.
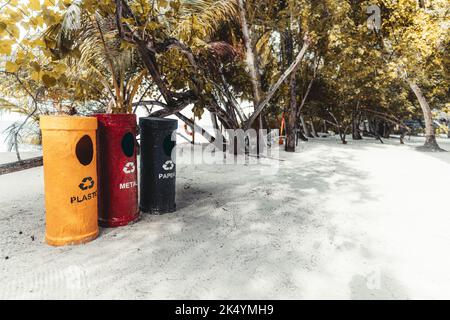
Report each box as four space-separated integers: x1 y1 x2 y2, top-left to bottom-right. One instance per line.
400 132 405 144
300 115 311 138
352 122 362 140
296 57 319 118
382 123 393 139
340 132 347 144
284 25 297 152
210 112 219 131
352 109 362 140
0 156 43 175
338 124 348 145
310 119 318 138
297 130 308 142
245 39 309 130
237 0 261 106
337 125 347 144
13 132 21 162
285 71 297 152
237 0 264 155
175 112 216 144
369 118 384 143
408 80 443 151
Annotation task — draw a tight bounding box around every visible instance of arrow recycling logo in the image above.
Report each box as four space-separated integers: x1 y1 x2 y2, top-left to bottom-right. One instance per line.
123 162 136 174
79 177 94 191
162 160 175 171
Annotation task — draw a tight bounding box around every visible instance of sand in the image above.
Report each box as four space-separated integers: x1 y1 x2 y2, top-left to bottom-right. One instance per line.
1 136 450 299
0 152 42 165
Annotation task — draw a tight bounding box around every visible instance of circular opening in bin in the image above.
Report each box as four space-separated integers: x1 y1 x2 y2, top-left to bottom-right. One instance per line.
163 134 175 157
122 132 135 157
76 135 94 166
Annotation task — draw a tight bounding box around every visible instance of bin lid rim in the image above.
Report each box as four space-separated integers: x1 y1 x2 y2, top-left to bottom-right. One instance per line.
93 113 136 118
94 113 137 127
41 115 95 119
139 117 178 129
40 115 97 130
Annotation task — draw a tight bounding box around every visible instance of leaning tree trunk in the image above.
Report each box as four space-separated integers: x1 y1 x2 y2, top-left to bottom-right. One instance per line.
238 0 261 107
300 115 311 138
408 80 443 151
210 112 219 131
238 0 268 156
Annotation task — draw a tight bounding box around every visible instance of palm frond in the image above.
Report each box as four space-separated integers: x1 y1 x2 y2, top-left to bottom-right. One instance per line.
61 0 83 40
0 98 20 111
173 0 239 40
4 120 41 151
44 6 141 108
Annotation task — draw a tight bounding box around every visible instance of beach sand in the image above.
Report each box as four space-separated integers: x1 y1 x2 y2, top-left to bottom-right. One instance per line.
1 136 450 299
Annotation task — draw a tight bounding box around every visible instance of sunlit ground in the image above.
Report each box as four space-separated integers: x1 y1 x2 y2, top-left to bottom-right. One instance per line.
1 136 450 299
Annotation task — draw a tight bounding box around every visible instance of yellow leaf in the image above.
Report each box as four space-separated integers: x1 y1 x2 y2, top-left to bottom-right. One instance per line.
0 40 14 55
42 74 57 87
29 0 41 11
8 24 20 39
31 71 41 82
5 61 20 73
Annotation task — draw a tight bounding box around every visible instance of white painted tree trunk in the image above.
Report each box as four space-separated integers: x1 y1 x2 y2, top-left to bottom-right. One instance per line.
408 80 441 150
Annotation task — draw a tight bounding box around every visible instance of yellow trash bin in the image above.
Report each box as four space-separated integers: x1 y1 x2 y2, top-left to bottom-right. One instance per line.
40 116 99 246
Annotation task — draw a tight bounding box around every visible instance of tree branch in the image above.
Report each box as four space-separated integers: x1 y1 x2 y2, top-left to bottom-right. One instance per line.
245 37 310 130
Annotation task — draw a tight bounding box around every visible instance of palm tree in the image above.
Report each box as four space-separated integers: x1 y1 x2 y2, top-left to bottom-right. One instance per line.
0 74 45 161
44 1 146 114
44 0 244 131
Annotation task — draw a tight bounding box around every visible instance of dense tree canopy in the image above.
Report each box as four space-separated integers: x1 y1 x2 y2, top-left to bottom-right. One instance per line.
0 0 448 156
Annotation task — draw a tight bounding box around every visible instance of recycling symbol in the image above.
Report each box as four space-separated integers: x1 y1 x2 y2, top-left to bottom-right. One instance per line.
123 162 136 174
162 160 175 171
79 177 94 191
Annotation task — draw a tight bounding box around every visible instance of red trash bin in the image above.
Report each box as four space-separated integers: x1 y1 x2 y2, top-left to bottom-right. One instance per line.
95 114 139 227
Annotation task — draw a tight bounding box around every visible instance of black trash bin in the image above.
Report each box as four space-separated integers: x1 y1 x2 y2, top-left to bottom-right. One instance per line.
139 117 178 214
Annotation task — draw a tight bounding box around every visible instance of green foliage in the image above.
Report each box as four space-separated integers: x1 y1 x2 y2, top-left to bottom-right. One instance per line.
0 0 448 147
